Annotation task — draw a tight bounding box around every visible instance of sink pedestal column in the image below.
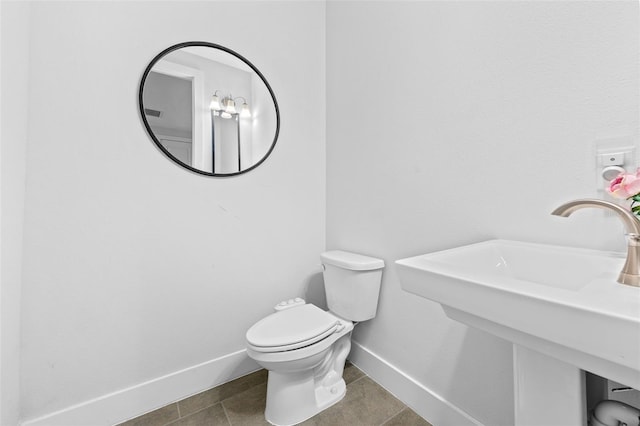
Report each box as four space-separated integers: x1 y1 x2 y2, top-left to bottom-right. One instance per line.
513 345 586 426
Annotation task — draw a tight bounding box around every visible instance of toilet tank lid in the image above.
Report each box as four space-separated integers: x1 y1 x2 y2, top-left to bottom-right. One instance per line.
320 250 384 271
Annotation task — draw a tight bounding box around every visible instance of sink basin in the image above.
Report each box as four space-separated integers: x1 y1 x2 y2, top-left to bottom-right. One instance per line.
397 240 640 389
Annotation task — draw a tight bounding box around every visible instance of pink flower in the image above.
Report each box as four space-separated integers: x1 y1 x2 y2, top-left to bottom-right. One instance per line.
608 169 640 199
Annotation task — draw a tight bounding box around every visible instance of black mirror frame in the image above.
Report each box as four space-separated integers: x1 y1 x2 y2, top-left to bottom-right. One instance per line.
139 41 280 177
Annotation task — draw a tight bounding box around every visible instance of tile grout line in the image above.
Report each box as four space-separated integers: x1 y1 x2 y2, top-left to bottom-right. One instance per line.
166 403 181 426
220 400 233 426
378 406 408 426
172 377 268 424
348 372 407 426
169 401 231 425
172 373 267 423
348 374 368 386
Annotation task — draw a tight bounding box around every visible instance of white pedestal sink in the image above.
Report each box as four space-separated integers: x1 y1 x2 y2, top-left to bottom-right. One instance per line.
396 240 640 426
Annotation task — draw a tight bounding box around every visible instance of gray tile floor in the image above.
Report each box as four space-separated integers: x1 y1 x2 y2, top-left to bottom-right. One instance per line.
117 363 432 426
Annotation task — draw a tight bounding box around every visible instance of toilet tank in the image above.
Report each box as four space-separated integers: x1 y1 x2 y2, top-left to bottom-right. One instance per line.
320 251 385 322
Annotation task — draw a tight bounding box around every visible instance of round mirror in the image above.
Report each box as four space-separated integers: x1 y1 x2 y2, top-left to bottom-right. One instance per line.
139 42 280 176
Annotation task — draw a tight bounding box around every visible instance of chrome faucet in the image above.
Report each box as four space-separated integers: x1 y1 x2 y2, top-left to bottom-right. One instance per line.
551 198 640 287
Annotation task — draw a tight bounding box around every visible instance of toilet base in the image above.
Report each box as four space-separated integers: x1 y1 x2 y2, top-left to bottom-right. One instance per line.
265 371 346 426
263 333 352 426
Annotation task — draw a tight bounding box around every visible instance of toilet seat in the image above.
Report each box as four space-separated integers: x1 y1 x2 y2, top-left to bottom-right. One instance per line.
246 304 340 353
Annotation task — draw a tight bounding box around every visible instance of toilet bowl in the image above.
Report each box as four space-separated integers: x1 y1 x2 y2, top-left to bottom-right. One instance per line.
246 304 354 425
245 250 384 426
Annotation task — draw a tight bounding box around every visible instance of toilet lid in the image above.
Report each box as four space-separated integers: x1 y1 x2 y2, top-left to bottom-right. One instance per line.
246 304 339 352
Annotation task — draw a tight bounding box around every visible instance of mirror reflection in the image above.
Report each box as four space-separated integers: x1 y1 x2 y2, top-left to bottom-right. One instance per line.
139 42 279 176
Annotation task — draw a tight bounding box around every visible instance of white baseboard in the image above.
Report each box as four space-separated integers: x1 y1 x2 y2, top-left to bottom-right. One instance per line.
349 341 483 426
21 349 260 426
22 342 482 426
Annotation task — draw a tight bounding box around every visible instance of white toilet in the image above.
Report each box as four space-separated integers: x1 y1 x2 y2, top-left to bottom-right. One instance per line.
245 250 385 426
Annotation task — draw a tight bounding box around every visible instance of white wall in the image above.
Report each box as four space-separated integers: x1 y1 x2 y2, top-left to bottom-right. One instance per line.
1 1 30 424
7 1 638 424
326 1 638 425
18 1 325 423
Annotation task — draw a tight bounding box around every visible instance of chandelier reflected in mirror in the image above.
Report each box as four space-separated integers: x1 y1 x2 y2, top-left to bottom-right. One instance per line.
209 90 251 119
